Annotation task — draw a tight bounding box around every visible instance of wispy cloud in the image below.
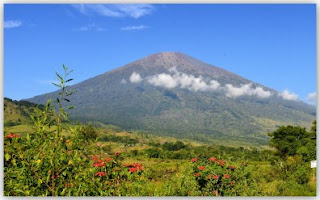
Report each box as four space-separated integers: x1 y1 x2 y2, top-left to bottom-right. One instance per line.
307 92 317 105
278 90 298 101
72 4 154 19
4 20 22 29
121 25 148 31
73 23 106 32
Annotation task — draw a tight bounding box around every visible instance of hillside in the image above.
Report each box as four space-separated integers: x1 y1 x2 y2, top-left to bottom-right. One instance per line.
26 52 316 145
4 98 44 126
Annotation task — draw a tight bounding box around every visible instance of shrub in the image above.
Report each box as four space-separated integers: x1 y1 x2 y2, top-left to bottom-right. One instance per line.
79 124 98 141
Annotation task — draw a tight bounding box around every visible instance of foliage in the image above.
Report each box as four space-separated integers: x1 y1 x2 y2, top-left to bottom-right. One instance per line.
162 141 187 151
268 125 316 160
189 157 248 196
4 67 316 196
79 124 98 141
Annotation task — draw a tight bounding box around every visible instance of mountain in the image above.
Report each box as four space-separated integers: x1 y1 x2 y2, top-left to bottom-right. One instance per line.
26 52 316 145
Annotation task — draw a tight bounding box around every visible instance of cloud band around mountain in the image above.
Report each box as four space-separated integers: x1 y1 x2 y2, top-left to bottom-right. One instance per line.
224 83 272 99
278 90 298 101
126 68 278 99
307 92 317 105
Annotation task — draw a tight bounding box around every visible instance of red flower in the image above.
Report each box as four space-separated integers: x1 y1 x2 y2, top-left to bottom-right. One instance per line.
230 181 235 185
206 174 215 179
129 167 137 173
197 166 205 170
213 190 218 196
190 158 198 162
127 163 144 173
114 152 121 156
224 174 231 179
90 155 100 161
95 172 107 177
194 173 200 177
227 165 236 170
217 160 226 167
103 157 112 162
93 160 106 167
132 163 143 167
5 133 19 138
124 163 143 169
208 157 217 162
213 175 219 179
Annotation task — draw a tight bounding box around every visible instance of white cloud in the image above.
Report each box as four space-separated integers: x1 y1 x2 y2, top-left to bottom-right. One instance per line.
209 80 221 90
114 4 154 18
147 73 178 89
121 25 148 31
72 4 154 19
224 83 272 99
278 90 298 101
130 72 143 83
4 20 22 29
73 23 106 32
252 87 273 98
146 67 221 92
225 84 251 98
121 79 127 84
307 92 317 105
189 76 210 92
127 68 273 99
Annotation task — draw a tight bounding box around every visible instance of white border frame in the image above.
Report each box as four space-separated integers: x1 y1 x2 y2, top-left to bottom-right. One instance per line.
0 1 318 199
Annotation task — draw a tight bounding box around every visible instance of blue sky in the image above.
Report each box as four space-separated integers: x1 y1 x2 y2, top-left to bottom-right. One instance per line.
4 4 317 104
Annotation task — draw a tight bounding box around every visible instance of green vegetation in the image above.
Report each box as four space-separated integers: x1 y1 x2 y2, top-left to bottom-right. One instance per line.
4 66 316 196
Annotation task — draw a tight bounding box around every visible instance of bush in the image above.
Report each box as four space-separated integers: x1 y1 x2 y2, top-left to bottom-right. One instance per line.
79 124 98 141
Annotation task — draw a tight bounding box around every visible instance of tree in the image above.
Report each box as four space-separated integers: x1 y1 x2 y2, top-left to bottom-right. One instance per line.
310 120 316 137
268 125 309 158
268 121 316 160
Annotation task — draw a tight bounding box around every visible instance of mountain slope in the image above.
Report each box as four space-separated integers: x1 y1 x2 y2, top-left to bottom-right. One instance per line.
4 98 44 126
26 52 316 145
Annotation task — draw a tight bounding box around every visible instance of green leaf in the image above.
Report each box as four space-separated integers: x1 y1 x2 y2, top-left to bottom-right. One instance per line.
5 153 11 161
52 82 60 87
37 178 43 186
66 79 73 83
63 98 70 102
56 72 63 81
67 69 73 76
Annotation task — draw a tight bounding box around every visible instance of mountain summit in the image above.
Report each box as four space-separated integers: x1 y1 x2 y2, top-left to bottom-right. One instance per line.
27 52 315 145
